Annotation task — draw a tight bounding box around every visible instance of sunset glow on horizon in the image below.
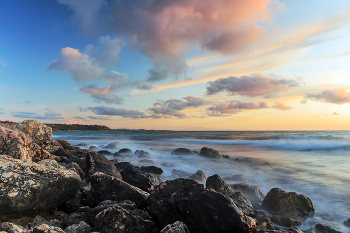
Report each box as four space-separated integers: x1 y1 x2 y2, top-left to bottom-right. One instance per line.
1 0 350 130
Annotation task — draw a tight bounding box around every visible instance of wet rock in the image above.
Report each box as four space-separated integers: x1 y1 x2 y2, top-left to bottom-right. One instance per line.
223 174 255 184
148 178 257 233
53 147 72 158
170 169 191 178
140 166 163 175
255 214 274 230
199 147 222 158
135 150 151 158
75 143 89 147
56 140 74 150
0 126 34 161
88 146 97 151
0 156 81 221
63 162 85 180
85 151 122 180
115 162 135 171
120 165 162 192
27 224 65 233
101 141 119 150
222 155 230 159
93 201 155 233
63 213 89 229
262 188 315 220
171 148 194 155
113 152 131 159
0 222 27 233
118 148 133 155
257 227 303 233
160 221 190 233
315 223 342 233
189 170 208 182
88 172 150 207
271 215 301 227
97 150 113 155
230 183 265 206
344 218 350 227
65 221 91 233
227 192 256 217
206 174 234 195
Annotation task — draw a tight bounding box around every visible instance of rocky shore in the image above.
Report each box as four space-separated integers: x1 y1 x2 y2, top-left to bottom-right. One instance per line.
0 120 347 233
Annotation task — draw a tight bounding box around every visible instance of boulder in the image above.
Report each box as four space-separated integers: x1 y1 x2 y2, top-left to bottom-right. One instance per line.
88 172 150 207
344 218 350 227
135 150 151 158
206 174 234 195
56 140 74 150
115 162 135 171
101 142 119 150
227 192 256 217
27 224 65 233
255 214 274 230
315 223 342 233
262 188 314 220
160 221 190 233
0 126 33 161
97 150 113 155
257 228 303 233
0 222 27 232
65 221 91 233
120 165 162 192
0 156 81 220
93 201 155 233
230 183 265 206
189 170 208 182
148 178 257 233
118 148 133 155
199 147 221 158
85 151 122 180
140 166 163 175
223 174 255 184
271 215 301 227
139 159 154 164
88 146 98 151
170 169 191 178
171 148 194 155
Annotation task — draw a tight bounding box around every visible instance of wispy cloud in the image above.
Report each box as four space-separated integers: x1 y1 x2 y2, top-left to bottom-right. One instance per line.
87 115 111 120
272 102 293 110
11 109 65 120
303 89 350 105
86 106 148 119
206 99 268 116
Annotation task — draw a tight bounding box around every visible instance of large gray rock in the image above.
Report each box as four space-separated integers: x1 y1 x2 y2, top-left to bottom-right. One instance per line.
86 151 122 180
0 156 82 220
0 126 34 161
88 172 149 207
262 188 314 220
189 170 208 182
230 183 265 206
148 178 257 233
171 148 194 155
227 192 257 217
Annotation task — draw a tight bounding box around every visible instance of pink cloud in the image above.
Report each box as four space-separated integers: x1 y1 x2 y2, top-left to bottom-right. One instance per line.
207 99 268 116
272 102 293 110
80 83 110 95
305 89 350 105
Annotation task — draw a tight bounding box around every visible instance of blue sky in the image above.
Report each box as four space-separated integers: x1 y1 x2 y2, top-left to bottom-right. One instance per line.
1 0 350 130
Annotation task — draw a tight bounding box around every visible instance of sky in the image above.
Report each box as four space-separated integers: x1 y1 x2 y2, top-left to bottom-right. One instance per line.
0 0 350 130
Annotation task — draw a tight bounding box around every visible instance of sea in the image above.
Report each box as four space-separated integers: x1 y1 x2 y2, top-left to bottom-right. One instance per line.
53 130 350 232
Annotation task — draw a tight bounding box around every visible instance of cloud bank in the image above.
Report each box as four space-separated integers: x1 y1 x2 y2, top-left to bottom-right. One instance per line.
207 73 301 96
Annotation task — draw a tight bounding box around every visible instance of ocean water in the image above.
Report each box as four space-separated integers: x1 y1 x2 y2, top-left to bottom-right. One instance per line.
53 130 350 232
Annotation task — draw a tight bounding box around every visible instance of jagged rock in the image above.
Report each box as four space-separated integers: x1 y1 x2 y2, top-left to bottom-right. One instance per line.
189 170 208 182
140 166 163 175
85 151 122 180
135 150 151 158
27 224 65 233
227 192 256 217
88 146 97 151
255 214 274 230
230 183 265 206
344 218 350 227
160 221 190 233
120 165 162 192
101 142 119 150
115 162 135 171
65 221 91 233
97 150 113 155
206 174 234 195
148 178 257 233
223 174 255 183
63 162 85 180
56 140 74 150
171 148 194 155
53 147 72 158
87 172 150 207
315 224 342 233
199 147 222 158
271 215 301 227
0 222 27 233
0 156 81 221
93 201 155 233
262 188 314 220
